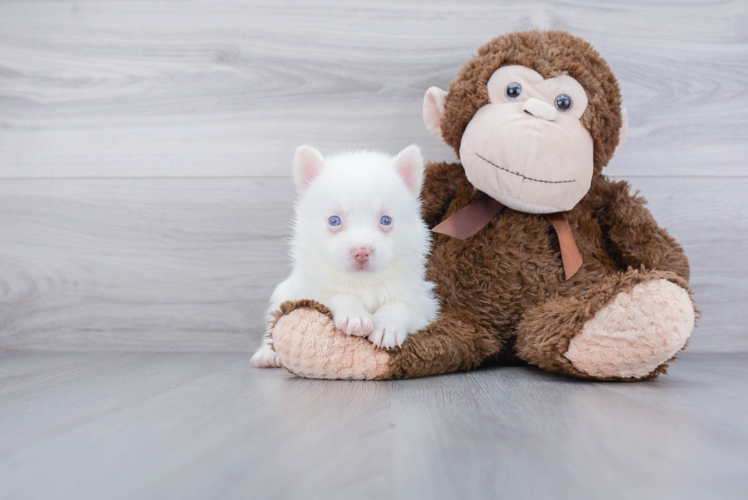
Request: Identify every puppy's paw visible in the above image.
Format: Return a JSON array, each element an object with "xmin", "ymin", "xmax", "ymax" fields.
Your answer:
[
  {"xmin": 368, "ymin": 316, "xmax": 408, "ymax": 349},
  {"xmin": 334, "ymin": 310, "xmax": 375, "ymax": 336},
  {"xmin": 251, "ymin": 345, "xmax": 281, "ymax": 368}
]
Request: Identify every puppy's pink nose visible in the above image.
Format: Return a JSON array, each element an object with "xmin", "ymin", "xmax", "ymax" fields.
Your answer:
[{"xmin": 352, "ymin": 247, "xmax": 372, "ymax": 263}]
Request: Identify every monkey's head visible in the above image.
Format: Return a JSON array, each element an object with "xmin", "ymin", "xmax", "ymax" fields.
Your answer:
[{"xmin": 423, "ymin": 30, "xmax": 628, "ymax": 214}]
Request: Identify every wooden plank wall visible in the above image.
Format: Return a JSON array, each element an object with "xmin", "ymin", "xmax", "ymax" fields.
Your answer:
[{"xmin": 1, "ymin": 0, "xmax": 746, "ymax": 352}]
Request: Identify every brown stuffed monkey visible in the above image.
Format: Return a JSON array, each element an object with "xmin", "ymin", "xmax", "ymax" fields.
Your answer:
[{"xmin": 268, "ymin": 30, "xmax": 696, "ymax": 381}]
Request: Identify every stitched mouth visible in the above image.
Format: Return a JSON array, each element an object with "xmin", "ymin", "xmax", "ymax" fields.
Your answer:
[{"xmin": 476, "ymin": 153, "xmax": 575, "ymax": 184}]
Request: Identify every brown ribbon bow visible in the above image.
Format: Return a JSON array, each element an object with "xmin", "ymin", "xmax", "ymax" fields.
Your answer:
[{"xmin": 432, "ymin": 192, "xmax": 583, "ymax": 280}]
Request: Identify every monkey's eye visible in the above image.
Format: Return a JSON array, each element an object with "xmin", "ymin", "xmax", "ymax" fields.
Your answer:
[
  {"xmin": 506, "ymin": 82, "xmax": 522, "ymax": 100},
  {"xmin": 555, "ymin": 94, "xmax": 572, "ymax": 111},
  {"xmin": 328, "ymin": 216, "xmax": 341, "ymax": 226}
]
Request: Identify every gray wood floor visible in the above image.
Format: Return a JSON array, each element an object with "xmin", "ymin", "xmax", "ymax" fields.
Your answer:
[
  {"xmin": 0, "ymin": 351, "xmax": 746, "ymax": 500},
  {"xmin": 1, "ymin": 0, "xmax": 747, "ymax": 353}
]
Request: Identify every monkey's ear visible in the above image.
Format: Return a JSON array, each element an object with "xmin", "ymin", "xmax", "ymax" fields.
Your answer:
[
  {"xmin": 394, "ymin": 144, "xmax": 424, "ymax": 196},
  {"xmin": 293, "ymin": 145, "xmax": 325, "ymax": 195},
  {"xmin": 423, "ymin": 87, "xmax": 447, "ymax": 140},
  {"xmin": 612, "ymin": 107, "xmax": 629, "ymax": 158}
]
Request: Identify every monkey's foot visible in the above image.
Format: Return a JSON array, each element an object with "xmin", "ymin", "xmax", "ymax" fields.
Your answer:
[
  {"xmin": 271, "ymin": 300, "xmax": 392, "ymax": 380},
  {"xmin": 565, "ymin": 279, "xmax": 694, "ymax": 379}
]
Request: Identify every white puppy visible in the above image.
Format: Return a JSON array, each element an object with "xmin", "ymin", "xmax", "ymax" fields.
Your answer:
[{"xmin": 251, "ymin": 145, "xmax": 440, "ymax": 368}]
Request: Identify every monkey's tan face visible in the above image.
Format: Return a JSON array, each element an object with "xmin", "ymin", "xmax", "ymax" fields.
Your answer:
[
  {"xmin": 423, "ymin": 64, "xmax": 612, "ymax": 214},
  {"xmin": 457, "ymin": 65, "xmax": 594, "ymax": 214}
]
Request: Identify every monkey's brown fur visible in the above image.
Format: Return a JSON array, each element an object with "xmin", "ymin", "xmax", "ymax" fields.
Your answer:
[{"xmin": 271, "ymin": 31, "xmax": 693, "ymax": 381}]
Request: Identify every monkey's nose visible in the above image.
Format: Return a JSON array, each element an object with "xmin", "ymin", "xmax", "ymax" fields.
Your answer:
[{"xmin": 523, "ymin": 98, "xmax": 558, "ymax": 121}]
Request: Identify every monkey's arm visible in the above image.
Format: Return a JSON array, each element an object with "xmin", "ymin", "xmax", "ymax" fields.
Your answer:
[
  {"xmin": 270, "ymin": 301, "xmax": 506, "ymax": 380},
  {"xmin": 420, "ymin": 161, "xmax": 461, "ymax": 228},
  {"xmin": 597, "ymin": 178, "xmax": 690, "ymax": 282}
]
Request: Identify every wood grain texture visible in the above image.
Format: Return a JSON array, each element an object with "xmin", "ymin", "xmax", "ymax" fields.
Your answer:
[
  {"xmin": 0, "ymin": 351, "xmax": 746, "ymax": 500},
  {"xmin": 0, "ymin": 0, "xmax": 746, "ymax": 352},
  {"xmin": 0, "ymin": 0, "xmax": 746, "ymax": 178},
  {"xmin": 0, "ymin": 177, "xmax": 294, "ymax": 351}
]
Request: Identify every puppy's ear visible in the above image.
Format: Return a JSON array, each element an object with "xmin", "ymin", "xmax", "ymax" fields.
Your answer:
[
  {"xmin": 293, "ymin": 145, "xmax": 325, "ymax": 195},
  {"xmin": 423, "ymin": 87, "xmax": 447, "ymax": 140},
  {"xmin": 394, "ymin": 145, "xmax": 424, "ymax": 197}
]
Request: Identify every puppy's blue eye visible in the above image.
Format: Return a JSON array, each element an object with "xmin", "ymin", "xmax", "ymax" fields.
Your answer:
[
  {"xmin": 380, "ymin": 216, "xmax": 392, "ymax": 226},
  {"xmin": 328, "ymin": 216, "xmax": 341, "ymax": 226}
]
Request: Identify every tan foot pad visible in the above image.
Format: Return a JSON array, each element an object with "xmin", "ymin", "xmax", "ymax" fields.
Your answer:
[
  {"xmin": 565, "ymin": 279, "xmax": 694, "ymax": 379},
  {"xmin": 273, "ymin": 307, "xmax": 391, "ymax": 380}
]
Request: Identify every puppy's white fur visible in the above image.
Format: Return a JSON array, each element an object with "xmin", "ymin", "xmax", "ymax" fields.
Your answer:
[{"xmin": 251, "ymin": 145, "xmax": 440, "ymax": 368}]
